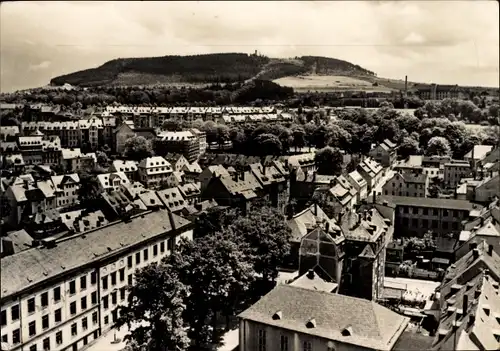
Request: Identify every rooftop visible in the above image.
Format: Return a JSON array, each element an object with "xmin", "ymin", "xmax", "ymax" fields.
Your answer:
[
  {"xmin": 238, "ymin": 284, "xmax": 409, "ymax": 351},
  {"xmin": 378, "ymin": 195, "xmax": 480, "ymax": 211}
]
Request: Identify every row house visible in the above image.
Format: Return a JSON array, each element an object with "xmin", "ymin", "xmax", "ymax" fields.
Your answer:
[
  {"xmin": 78, "ymin": 117, "xmax": 103, "ymax": 150},
  {"xmin": 357, "ymin": 157, "xmax": 384, "ymax": 193},
  {"xmin": 137, "ymin": 156, "xmax": 173, "ymax": 189},
  {"xmin": 347, "ymin": 170, "xmax": 368, "ymax": 202},
  {"xmin": 379, "ymin": 195, "xmax": 480, "ymax": 238},
  {"xmin": 383, "ymin": 171, "xmax": 428, "ymax": 197},
  {"xmin": 286, "ymin": 153, "xmax": 316, "ymax": 173},
  {"xmin": 238, "ymin": 284, "xmax": 409, "ymax": 351},
  {"xmin": 0, "ymin": 211, "xmax": 193, "ymax": 351},
  {"xmin": 394, "ymin": 155, "xmax": 449, "ymax": 180},
  {"xmin": 41, "ymin": 137, "xmax": 62, "ymax": 166},
  {"xmin": 17, "ymin": 133, "xmax": 44, "ymax": 166},
  {"xmin": 369, "ymin": 139, "xmax": 398, "ymax": 167}
]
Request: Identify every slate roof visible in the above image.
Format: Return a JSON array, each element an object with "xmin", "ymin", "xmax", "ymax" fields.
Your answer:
[
  {"xmin": 177, "ymin": 182, "xmax": 201, "ymax": 198},
  {"xmin": 238, "ymin": 284, "xmax": 409, "ymax": 351},
  {"xmin": 0, "ymin": 211, "xmax": 191, "ymax": 299},
  {"xmin": 219, "ymin": 171, "xmax": 262, "ymax": 197},
  {"xmin": 287, "ymin": 204, "xmax": 344, "ymax": 244},
  {"xmin": 4, "ymin": 230, "xmax": 34, "ymax": 254},
  {"xmin": 341, "ymin": 207, "xmax": 389, "ymax": 243},
  {"xmin": 111, "ymin": 160, "xmax": 138, "ymax": 173},
  {"xmin": 289, "ymin": 271, "xmax": 338, "ymax": 293},
  {"xmin": 61, "ymin": 210, "xmax": 108, "ymax": 233},
  {"xmin": 157, "ymin": 187, "xmax": 187, "ymax": 212},
  {"xmin": 138, "ymin": 156, "xmax": 172, "ymax": 175}
]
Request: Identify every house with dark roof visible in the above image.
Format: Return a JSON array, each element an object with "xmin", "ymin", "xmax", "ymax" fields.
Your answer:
[
  {"xmin": 249, "ymin": 161, "xmax": 290, "ymax": 214},
  {"xmin": 201, "ymin": 170, "xmax": 265, "ymax": 213},
  {"xmin": 369, "ymin": 139, "xmax": 398, "ymax": 167},
  {"xmin": 383, "ymin": 171, "xmax": 428, "ymax": 198},
  {"xmin": 357, "ymin": 157, "xmax": 384, "ymax": 192},
  {"xmin": 238, "ymin": 284, "xmax": 410, "ymax": 351},
  {"xmin": 177, "ymin": 182, "xmax": 201, "ymax": 205},
  {"xmin": 347, "ymin": 170, "xmax": 368, "ymax": 202},
  {"xmin": 164, "ymin": 153, "xmax": 190, "ymax": 173},
  {"xmin": 157, "ymin": 187, "xmax": 187, "ymax": 213}
]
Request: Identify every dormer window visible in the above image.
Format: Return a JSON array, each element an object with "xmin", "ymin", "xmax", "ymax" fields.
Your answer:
[
  {"xmin": 341, "ymin": 326, "xmax": 353, "ymax": 336},
  {"xmin": 305, "ymin": 318, "xmax": 316, "ymax": 328},
  {"xmin": 272, "ymin": 310, "xmax": 282, "ymax": 320}
]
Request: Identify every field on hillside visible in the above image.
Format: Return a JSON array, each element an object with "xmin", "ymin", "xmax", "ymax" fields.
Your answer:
[{"xmin": 273, "ymin": 75, "xmax": 395, "ymax": 92}]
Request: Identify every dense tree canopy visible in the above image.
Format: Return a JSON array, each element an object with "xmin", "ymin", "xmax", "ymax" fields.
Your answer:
[
  {"xmin": 315, "ymin": 146, "xmax": 344, "ymax": 175},
  {"xmin": 124, "ymin": 136, "xmax": 153, "ymax": 161}
]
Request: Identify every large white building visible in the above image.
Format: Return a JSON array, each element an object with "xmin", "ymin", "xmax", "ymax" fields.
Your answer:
[
  {"xmin": 138, "ymin": 156, "xmax": 173, "ymax": 189},
  {"xmin": 0, "ymin": 210, "xmax": 193, "ymax": 351}
]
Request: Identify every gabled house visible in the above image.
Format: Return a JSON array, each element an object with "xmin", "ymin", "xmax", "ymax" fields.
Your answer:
[
  {"xmin": 201, "ymin": 171, "xmax": 264, "ymax": 213},
  {"xmin": 97, "ymin": 172, "xmax": 130, "ymax": 192},
  {"xmin": 177, "ymin": 182, "xmax": 201, "ymax": 205},
  {"xmin": 165, "ymin": 153, "xmax": 190, "ymax": 173},
  {"xmin": 357, "ymin": 157, "xmax": 384, "ymax": 193},
  {"xmin": 51, "ymin": 173, "xmax": 80, "ymax": 208},
  {"xmin": 198, "ymin": 165, "xmax": 230, "ymax": 192},
  {"xmin": 181, "ymin": 161, "xmax": 203, "ymax": 183},
  {"xmin": 383, "ymin": 171, "xmax": 428, "ymax": 198},
  {"xmin": 114, "ymin": 121, "xmax": 136, "ymax": 154},
  {"xmin": 347, "ymin": 169, "xmax": 368, "ymax": 202},
  {"xmin": 369, "ymin": 139, "xmax": 398, "ymax": 167},
  {"xmin": 249, "ymin": 161, "xmax": 290, "ymax": 213},
  {"xmin": 157, "ymin": 187, "xmax": 187, "ymax": 213},
  {"xmin": 322, "ymin": 175, "xmax": 358, "ymax": 215},
  {"xmin": 110, "ymin": 160, "xmax": 139, "ymax": 181}
]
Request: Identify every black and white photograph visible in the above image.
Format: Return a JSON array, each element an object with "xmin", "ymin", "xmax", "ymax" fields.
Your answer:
[{"xmin": 0, "ymin": 1, "xmax": 499, "ymax": 351}]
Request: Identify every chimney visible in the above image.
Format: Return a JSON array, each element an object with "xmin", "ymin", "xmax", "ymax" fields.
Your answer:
[
  {"xmin": 307, "ymin": 269, "xmax": 315, "ymax": 279},
  {"xmin": 404, "ymin": 75, "xmax": 408, "ymax": 97},
  {"xmin": 372, "ymin": 191, "xmax": 376, "ymax": 204},
  {"xmin": 468, "ymin": 314, "xmax": 475, "ymax": 327},
  {"xmin": 314, "ymin": 202, "xmax": 318, "ymax": 216},
  {"xmin": 233, "ymin": 173, "xmax": 239, "ymax": 182},
  {"xmin": 262, "ymin": 164, "xmax": 266, "ymax": 175},
  {"xmin": 462, "ymin": 294, "xmax": 468, "ymax": 315},
  {"xmin": 240, "ymin": 172, "xmax": 245, "ymax": 181},
  {"xmin": 325, "ymin": 221, "xmax": 330, "ymax": 233},
  {"xmin": 488, "ymin": 245, "xmax": 493, "ymax": 256},
  {"xmin": 480, "ymin": 217, "xmax": 485, "ymax": 227},
  {"xmin": 337, "ymin": 211, "xmax": 342, "ymax": 224},
  {"xmin": 168, "ymin": 210, "xmax": 176, "ymax": 231},
  {"xmin": 473, "ymin": 248, "xmax": 479, "ymax": 260}
]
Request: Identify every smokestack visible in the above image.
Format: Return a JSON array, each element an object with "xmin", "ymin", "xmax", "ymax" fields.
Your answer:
[
  {"xmin": 462, "ymin": 294, "xmax": 468, "ymax": 315},
  {"xmin": 404, "ymin": 76, "xmax": 408, "ymax": 98}
]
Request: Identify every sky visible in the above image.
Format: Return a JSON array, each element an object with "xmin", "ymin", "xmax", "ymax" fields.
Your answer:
[{"xmin": 1, "ymin": 1, "xmax": 499, "ymax": 92}]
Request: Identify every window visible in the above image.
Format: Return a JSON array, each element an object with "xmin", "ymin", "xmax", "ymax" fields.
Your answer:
[
  {"xmin": 303, "ymin": 341, "xmax": 312, "ymax": 351},
  {"xmin": 443, "ymin": 210, "xmax": 449, "ymax": 217},
  {"xmin": 54, "ymin": 308, "xmax": 61, "ymax": 323},
  {"xmin": 160, "ymin": 242, "xmax": 165, "ymax": 253},
  {"xmin": 127, "ymin": 255, "xmax": 133, "ymax": 268},
  {"xmin": 12, "ymin": 329, "xmax": 20, "ymax": 344},
  {"xmin": 1, "ymin": 310, "xmax": 6, "ymax": 326},
  {"xmin": 111, "ymin": 272, "xmax": 117, "ymax": 286},
  {"xmin": 30, "ymin": 345, "xmax": 37, "ymax": 351},
  {"xmin": 29, "ymin": 321, "xmax": 36, "ymax": 336},
  {"xmin": 443, "ymin": 221, "xmax": 448, "ymax": 230},
  {"xmin": 82, "ymin": 317, "xmax": 88, "ymax": 330},
  {"xmin": 71, "ymin": 323, "xmax": 77, "ymax": 336},
  {"xmin": 69, "ymin": 280, "xmax": 76, "ymax": 295},
  {"xmin": 111, "ymin": 292, "xmax": 117, "ymax": 305},
  {"xmin": 70, "ymin": 301, "xmax": 77, "ymax": 315},
  {"xmin": 452, "ymin": 222, "xmax": 459, "ymax": 230},
  {"xmin": 143, "ymin": 248, "xmax": 149, "ymax": 261},
  {"xmin": 92, "ymin": 311, "xmax": 98, "ymax": 324},
  {"xmin": 135, "ymin": 252, "xmax": 141, "ymax": 265},
  {"xmin": 103, "ymin": 296, "xmax": 109, "ymax": 309},
  {"xmin": 128, "ymin": 274, "xmax": 133, "ymax": 286},
  {"xmin": 403, "ymin": 207, "xmax": 409, "ymax": 214},
  {"xmin": 422, "ymin": 219, "xmax": 428, "ymax": 228},
  {"xmin": 432, "ymin": 220, "xmax": 439, "ymax": 228},
  {"xmin": 92, "ymin": 291, "xmax": 98, "ymax": 305},
  {"xmin": 153, "ymin": 244, "xmax": 158, "ymax": 256},
  {"xmin": 42, "ymin": 315, "xmax": 49, "ymax": 329},
  {"xmin": 41, "ymin": 292, "xmax": 49, "ymax": 307},
  {"xmin": 80, "ymin": 276, "xmax": 87, "ymax": 290},
  {"xmin": 258, "ymin": 329, "xmax": 266, "ymax": 351},
  {"xmin": 119, "ymin": 268, "xmax": 125, "ymax": 282},
  {"xmin": 12, "ymin": 304, "xmax": 20, "ymax": 320},
  {"xmin": 53, "ymin": 287, "xmax": 61, "ymax": 302},
  {"xmin": 104, "ymin": 316, "xmax": 109, "ymax": 325},
  {"xmin": 120, "ymin": 288, "xmax": 126, "ymax": 301},
  {"xmin": 81, "ymin": 296, "xmax": 87, "ymax": 310},
  {"xmin": 433, "ymin": 209, "xmax": 439, "ymax": 216},
  {"xmin": 102, "ymin": 276, "xmax": 108, "ymax": 290},
  {"xmin": 412, "ymin": 218, "xmax": 418, "ymax": 227},
  {"xmin": 43, "ymin": 337, "xmax": 50, "ymax": 351},
  {"xmin": 1, "ymin": 334, "xmax": 7, "ymax": 343},
  {"xmin": 280, "ymin": 335, "xmax": 288, "ymax": 351},
  {"xmin": 91, "ymin": 271, "xmax": 97, "ymax": 285},
  {"xmin": 167, "ymin": 238, "xmax": 173, "ymax": 251},
  {"xmin": 56, "ymin": 331, "xmax": 63, "ymax": 345}
]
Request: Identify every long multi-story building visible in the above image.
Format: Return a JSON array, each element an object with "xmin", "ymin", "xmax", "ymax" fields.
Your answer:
[
  {"xmin": 154, "ymin": 131, "xmax": 200, "ymax": 163},
  {"xmin": 0, "ymin": 210, "xmax": 192, "ymax": 351}
]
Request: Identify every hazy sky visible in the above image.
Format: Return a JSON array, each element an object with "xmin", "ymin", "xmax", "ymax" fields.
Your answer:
[{"xmin": 1, "ymin": 1, "xmax": 499, "ymax": 92}]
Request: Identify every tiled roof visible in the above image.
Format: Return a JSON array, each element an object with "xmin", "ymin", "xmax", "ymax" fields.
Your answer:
[
  {"xmin": 4, "ymin": 230, "xmax": 34, "ymax": 254},
  {"xmin": 219, "ymin": 171, "xmax": 262, "ymax": 196},
  {"xmin": 97, "ymin": 172, "xmax": 130, "ymax": 190},
  {"xmin": 177, "ymin": 182, "xmax": 201, "ymax": 198},
  {"xmin": 378, "ymin": 195, "xmax": 480, "ymax": 211},
  {"xmin": 51, "ymin": 174, "xmax": 80, "ymax": 190},
  {"xmin": 61, "ymin": 210, "xmax": 108, "ymax": 233},
  {"xmin": 0, "ymin": 211, "xmax": 191, "ymax": 299},
  {"xmin": 289, "ymin": 271, "xmax": 338, "ymax": 293},
  {"xmin": 341, "ymin": 207, "xmax": 389, "ymax": 243},
  {"xmin": 465, "ymin": 145, "xmax": 494, "ymax": 161},
  {"xmin": 249, "ymin": 162, "xmax": 287, "ymax": 187},
  {"xmin": 287, "ymin": 204, "xmax": 343, "ymax": 244},
  {"xmin": 238, "ymin": 284, "xmax": 409, "ymax": 351},
  {"xmin": 111, "ymin": 160, "xmax": 138, "ymax": 173},
  {"xmin": 138, "ymin": 191, "xmax": 163, "ymax": 209},
  {"xmin": 347, "ymin": 170, "xmax": 367, "ymax": 187},
  {"xmin": 400, "ymin": 172, "xmax": 427, "ymax": 184},
  {"xmin": 138, "ymin": 156, "xmax": 172, "ymax": 174}
]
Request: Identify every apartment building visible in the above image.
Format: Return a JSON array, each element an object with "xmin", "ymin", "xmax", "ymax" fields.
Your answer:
[
  {"xmin": 379, "ymin": 195, "xmax": 480, "ymax": 237},
  {"xmin": 383, "ymin": 171, "xmax": 428, "ymax": 197},
  {"xmin": 0, "ymin": 211, "xmax": 193, "ymax": 351},
  {"xmin": 249, "ymin": 161, "xmax": 290, "ymax": 213},
  {"xmin": 154, "ymin": 131, "xmax": 200, "ymax": 163},
  {"xmin": 79, "ymin": 117, "xmax": 103, "ymax": 150},
  {"xmin": 443, "ymin": 161, "xmax": 472, "ymax": 188},
  {"xmin": 137, "ymin": 156, "xmax": 173, "ymax": 189},
  {"xmin": 238, "ymin": 284, "xmax": 409, "ymax": 351},
  {"xmin": 18, "ymin": 134, "xmax": 44, "ymax": 166},
  {"xmin": 323, "ymin": 175, "xmax": 358, "ymax": 215}
]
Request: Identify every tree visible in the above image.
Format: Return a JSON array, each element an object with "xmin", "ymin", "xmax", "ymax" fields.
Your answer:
[
  {"xmin": 228, "ymin": 206, "xmax": 292, "ymax": 283},
  {"xmin": 115, "ymin": 263, "xmax": 190, "ymax": 351},
  {"xmin": 253, "ymin": 133, "xmax": 282, "ymax": 156},
  {"xmin": 425, "ymin": 136, "xmax": 451, "ymax": 157},
  {"xmin": 169, "ymin": 235, "xmax": 255, "ymax": 348},
  {"xmin": 291, "ymin": 126, "xmax": 306, "ymax": 151},
  {"xmin": 398, "ymin": 137, "xmax": 420, "ymax": 159},
  {"xmin": 124, "ymin": 136, "xmax": 153, "ymax": 161},
  {"xmin": 96, "ymin": 150, "xmax": 110, "ymax": 167},
  {"xmin": 162, "ymin": 119, "xmax": 183, "ymax": 131},
  {"xmin": 77, "ymin": 170, "xmax": 100, "ymax": 206},
  {"xmin": 314, "ymin": 146, "xmax": 343, "ymax": 175}
]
